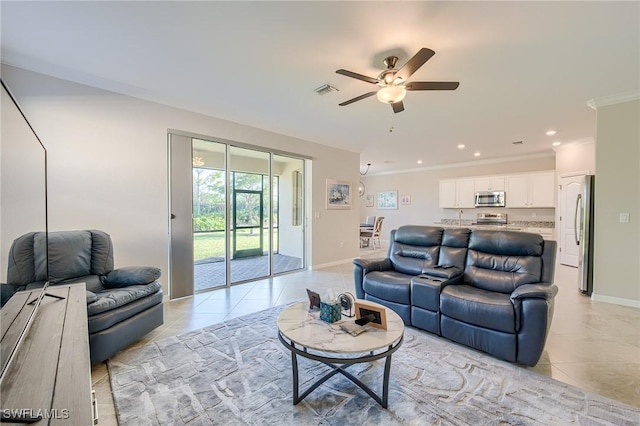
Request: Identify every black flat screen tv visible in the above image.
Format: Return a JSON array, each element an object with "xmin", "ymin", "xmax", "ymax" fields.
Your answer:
[{"xmin": 0, "ymin": 78, "xmax": 50, "ymax": 383}]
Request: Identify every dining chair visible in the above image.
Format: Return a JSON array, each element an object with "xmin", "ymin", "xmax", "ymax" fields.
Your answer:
[{"xmin": 360, "ymin": 216, "xmax": 384, "ymax": 249}]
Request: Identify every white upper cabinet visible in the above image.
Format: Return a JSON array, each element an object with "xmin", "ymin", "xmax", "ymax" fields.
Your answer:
[
  {"xmin": 475, "ymin": 176, "xmax": 505, "ymax": 192},
  {"xmin": 439, "ymin": 180, "xmax": 457, "ymax": 208},
  {"xmin": 505, "ymin": 175, "xmax": 529, "ymax": 207},
  {"xmin": 439, "ymin": 178, "xmax": 476, "ymax": 208},
  {"xmin": 457, "ymin": 178, "xmax": 476, "ymax": 208},
  {"xmin": 529, "ymin": 172, "xmax": 556, "ymax": 207},
  {"xmin": 506, "ymin": 172, "xmax": 555, "ymax": 208}
]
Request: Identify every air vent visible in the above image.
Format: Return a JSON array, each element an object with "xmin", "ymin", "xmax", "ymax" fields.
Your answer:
[
  {"xmin": 314, "ymin": 84, "xmax": 339, "ymax": 95},
  {"xmin": 512, "ymin": 140, "xmax": 524, "ymax": 145}
]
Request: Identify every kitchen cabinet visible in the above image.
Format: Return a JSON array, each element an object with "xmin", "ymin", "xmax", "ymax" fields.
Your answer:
[
  {"xmin": 526, "ymin": 227, "xmax": 554, "ymax": 239},
  {"xmin": 475, "ymin": 176, "xmax": 505, "ymax": 192},
  {"xmin": 439, "ymin": 178, "xmax": 476, "ymax": 208},
  {"xmin": 505, "ymin": 172, "xmax": 555, "ymax": 208}
]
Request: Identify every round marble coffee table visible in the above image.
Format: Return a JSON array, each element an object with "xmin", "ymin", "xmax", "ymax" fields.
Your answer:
[{"xmin": 277, "ymin": 301, "xmax": 404, "ymax": 408}]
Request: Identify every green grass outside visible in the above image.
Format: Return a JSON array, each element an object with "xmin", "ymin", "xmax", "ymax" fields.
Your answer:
[{"xmin": 194, "ymin": 229, "xmax": 279, "ymax": 261}]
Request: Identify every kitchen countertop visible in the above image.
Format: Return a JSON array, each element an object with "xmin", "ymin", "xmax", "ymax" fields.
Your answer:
[
  {"xmin": 434, "ymin": 223, "xmax": 525, "ymax": 231},
  {"xmin": 433, "ymin": 221, "xmax": 554, "ymax": 232}
]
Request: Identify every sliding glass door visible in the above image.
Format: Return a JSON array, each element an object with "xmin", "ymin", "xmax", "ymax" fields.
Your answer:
[
  {"xmin": 169, "ymin": 132, "xmax": 306, "ymax": 298},
  {"xmin": 191, "ymin": 139, "xmax": 227, "ymax": 291},
  {"xmin": 228, "ymin": 146, "xmax": 270, "ymax": 283},
  {"xmin": 272, "ymin": 154, "xmax": 304, "ymax": 274}
]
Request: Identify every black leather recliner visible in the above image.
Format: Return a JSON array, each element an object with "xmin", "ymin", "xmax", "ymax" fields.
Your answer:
[
  {"xmin": 5, "ymin": 230, "xmax": 164, "ymax": 363},
  {"xmin": 354, "ymin": 225, "xmax": 557, "ymax": 366},
  {"xmin": 439, "ymin": 230, "xmax": 557, "ymax": 366}
]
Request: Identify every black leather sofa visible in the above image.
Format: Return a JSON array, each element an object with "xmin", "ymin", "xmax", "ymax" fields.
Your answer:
[
  {"xmin": 4, "ymin": 230, "xmax": 164, "ymax": 364},
  {"xmin": 353, "ymin": 225, "xmax": 557, "ymax": 366}
]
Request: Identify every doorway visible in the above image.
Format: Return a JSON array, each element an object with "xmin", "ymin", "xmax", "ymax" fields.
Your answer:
[
  {"xmin": 232, "ymin": 188, "xmax": 264, "ymax": 259},
  {"xmin": 168, "ymin": 131, "xmax": 307, "ymax": 299},
  {"xmin": 559, "ymin": 173, "xmax": 586, "ymax": 267}
]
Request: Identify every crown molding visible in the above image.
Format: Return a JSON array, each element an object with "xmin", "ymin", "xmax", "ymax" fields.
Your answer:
[
  {"xmin": 370, "ymin": 152, "xmax": 555, "ymax": 176},
  {"xmin": 552, "ymin": 137, "xmax": 594, "ymax": 151},
  {"xmin": 587, "ymin": 90, "xmax": 640, "ymax": 110}
]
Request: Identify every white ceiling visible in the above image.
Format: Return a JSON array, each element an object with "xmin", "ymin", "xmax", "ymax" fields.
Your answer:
[{"xmin": 2, "ymin": 1, "xmax": 639, "ymax": 174}]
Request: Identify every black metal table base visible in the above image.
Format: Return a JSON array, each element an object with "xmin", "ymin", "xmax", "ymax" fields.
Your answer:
[{"xmin": 278, "ymin": 332, "xmax": 403, "ymax": 409}]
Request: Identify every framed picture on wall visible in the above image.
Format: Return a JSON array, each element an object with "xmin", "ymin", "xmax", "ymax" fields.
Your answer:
[
  {"xmin": 326, "ymin": 179, "xmax": 352, "ymax": 210},
  {"xmin": 377, "ymin": 190, "xmax": 398, "ymax": 209},
  {"xmin": 365, "ymin": 194, "xmax": 374, "ymax": 207}
]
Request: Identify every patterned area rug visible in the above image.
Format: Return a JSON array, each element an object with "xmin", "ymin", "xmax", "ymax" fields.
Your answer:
[{"xmin": 108, "ymin": 305, "xmax": 640, "ymax": 425}]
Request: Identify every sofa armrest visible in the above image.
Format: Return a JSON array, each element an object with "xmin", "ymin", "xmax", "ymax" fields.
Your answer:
[
  {"xmin": 352, "ymin": 258, "xmax": 392, "ymax": 299},
  {"xmin": 510, "ymin": 283, "xmax": 558, "ymax": 339},
  {"xmin": 510, "ymin": 283, "xmax": 558, "ymax": 302},
  {"xmin": 353, "ymin": 258, "xmax": 392, "ymax": 272},
  {"xmin": 102, "ymin": 266, "xmax": 161, "ymax": 289},
  {"xmin": 421, "ymin": 265, "xmax": 463, "ymax": 280}
]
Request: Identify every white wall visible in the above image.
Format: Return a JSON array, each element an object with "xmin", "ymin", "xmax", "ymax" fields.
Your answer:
[
  {"xmin": 359, "ymin": 155, "xmax": 556, "ymax": 239},
  {"xmin": 1, "ymin": 65, "xmax": 361, "ymax": 291},
  {"xmin": 555, "ymin": 139, "xmax": 595, "ymax": 176},
  {"xmin": 593, "ymin": 99, "xmax": 639, "ymax": 307}
]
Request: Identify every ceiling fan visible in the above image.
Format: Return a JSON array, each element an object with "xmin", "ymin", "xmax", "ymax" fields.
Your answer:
[{"xmin": 335, "ymin": 48, "xmax": 459, "ymax": 113}]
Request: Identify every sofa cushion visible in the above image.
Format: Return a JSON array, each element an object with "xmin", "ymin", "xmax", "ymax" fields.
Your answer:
[
  {"xmin": 440, "ymin": 285, "xmax": 516, "ymax": 333},
  {"xmin": 388, "ymin": 226, "xmax": 444, "ymax": 275},
  {"xmin": 103, "ymin": 266, "xmax": 161, "ymax": 288},
  {"xmin": 45, "ymin": 231, "xmax": 93, "ymax": 283},
  {"xmin": 88, "ymin": 281, "xmax": 162, "ymax": 316},
  {"xmin": 394, "ymin": 226, "xmax": 444, "ymax": 247},
  {"xmin": 363, "ymin": 271, "xmax": 412, "ymax": 304},
  {"xmin": 442, "ymin": 228, "xmax": 471, "ymax": 248},
  {"xmin": 7, "ymin": 232, "xmax": 40, "ymax": 285},
  {"xmin": 57, "ymin": 275, "xmax": 105, "ymax": 293},
  {"xmin": 88, "ymin": 288, "xmax": 163, "ymax": 334},
  {"xmin": 86, "ymin": 291, "xmax": 98, "ymax": 305},
  {"xmin": 465, "ymin": 251, "xmax": 542, "ymax": 293},
  {"xmin": 89, "ymin": 230, "xmax": 114, "ymax": 276},
  {"xmin": 390, "ymin": 244, "xmax": 440, "ymax": 275},
  {"xmin": 468, "ymin": 230, "xmax": 544, "ymax": 256}
]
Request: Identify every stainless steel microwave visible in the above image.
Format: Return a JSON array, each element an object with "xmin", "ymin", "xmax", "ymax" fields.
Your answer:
[{"xmin": 475, "ymin": 191, "xmax": 505, "ymax": 207}]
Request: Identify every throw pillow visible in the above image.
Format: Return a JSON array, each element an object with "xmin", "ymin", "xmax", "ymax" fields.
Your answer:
[{"xmin": 103, "ymin": 266, "xmax": 161, "ymax": 288}]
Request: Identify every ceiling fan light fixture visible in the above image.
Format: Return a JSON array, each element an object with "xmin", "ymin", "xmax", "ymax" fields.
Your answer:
[{"xmin": 377, "ymin": 85, "xmax": 407, "ymax": 104}]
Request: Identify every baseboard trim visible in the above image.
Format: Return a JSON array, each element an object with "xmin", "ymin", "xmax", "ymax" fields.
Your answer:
[
  {"xmin": 591, "ymin": 293, "xmax": 640, "ymax": 309},
  {"xmin": 311, "ymin": 257, "xmax": 353, "ymax": 270}
]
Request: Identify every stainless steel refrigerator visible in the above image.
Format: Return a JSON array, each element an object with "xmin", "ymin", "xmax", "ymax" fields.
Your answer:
[{"xmin": 576, "ymin": 175, "xmax": 595, "ymax": 295}]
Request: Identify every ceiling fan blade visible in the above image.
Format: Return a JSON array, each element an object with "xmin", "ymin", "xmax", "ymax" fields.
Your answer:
[
  {"xmin": 406, "ymin": 81, "xmax": 460, "ymax": 91},
  {"xmin": 395, "ymin": 48, "xmax": 435, "ymax": 82},
  {"xmin": 391, "ymin": 101, "xmax": 405, "ymax": 113},
  {"xmin": 336, "ymin": 69, "xmax": 379, "ymax": 85},
  {"xmin": 338, "ymin": 91, "xmax": 377, "ymax": 106}
]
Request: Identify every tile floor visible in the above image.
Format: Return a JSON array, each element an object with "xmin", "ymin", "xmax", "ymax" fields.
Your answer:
[{"xmin": 91, "ymin": 246, "xmax": 640, "ymax": 425}]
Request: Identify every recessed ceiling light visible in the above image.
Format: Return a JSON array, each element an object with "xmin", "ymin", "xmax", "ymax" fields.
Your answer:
[
  {"xmin": 552, "ymin": 141, "xmax": 561, "ymax": 147},
  {"xmin": 474, "ymin": 152, "xmax": 481, "ymax": 157},
  {"xmin": 457, "ymin": 144, "xmax": 465, "ymax": 149},
  {"xmin": 417, "ymin": 160, "xmax": 423, "ymax": 164},
  {"xmin": 546, "ymin": 130, "xmax": 557, "ymax": 136}
]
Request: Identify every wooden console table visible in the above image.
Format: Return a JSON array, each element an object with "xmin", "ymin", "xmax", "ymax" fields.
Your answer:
[{"xmin": 1, "ymin": 283, "xmax": 95, "ymax": 424}]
